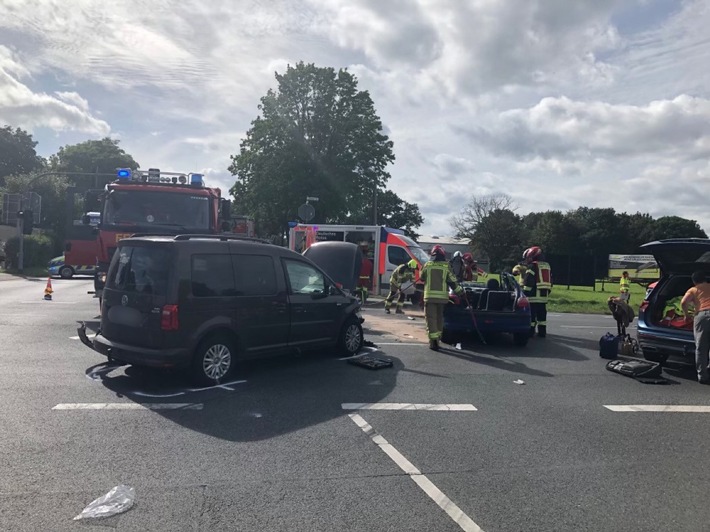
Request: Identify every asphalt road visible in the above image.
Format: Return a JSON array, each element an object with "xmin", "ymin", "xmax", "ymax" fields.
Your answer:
[{"xmin": 1, "ymin": 275, "xmax": 709, "ymax": 531}]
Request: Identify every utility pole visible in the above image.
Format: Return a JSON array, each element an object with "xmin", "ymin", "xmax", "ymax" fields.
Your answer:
[{"xmin": 372, "ymin": 188, "xmax": 378, "ymax": 225}]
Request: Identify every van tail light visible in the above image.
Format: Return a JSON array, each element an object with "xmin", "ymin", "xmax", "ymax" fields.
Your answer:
[
  {"xmin": 639, "ymin": 300, "xmax": 649, "ymax": 314},
  {"xmin": 161, "ymin": 304, "xmax": 179, "ymax": 331},
  {"xmin": 516, "ymin": 296, "xmax": 529, "ymax": 310}
]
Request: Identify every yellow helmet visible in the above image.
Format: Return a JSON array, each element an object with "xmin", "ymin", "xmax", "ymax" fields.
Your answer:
[{"xmin": 407, "ymin": 259, "xmax": 418, "ymax": 270}]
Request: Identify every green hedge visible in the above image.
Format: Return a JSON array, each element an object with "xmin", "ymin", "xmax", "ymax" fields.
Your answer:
[{"xmin": 3, "ymin": 234, "xmax": 55, "ymax": 269}]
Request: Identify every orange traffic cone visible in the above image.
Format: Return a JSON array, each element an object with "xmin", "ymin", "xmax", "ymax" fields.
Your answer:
[{"xmin": 44, "ymin": 277, "xmax": 53, "ymax": 301}]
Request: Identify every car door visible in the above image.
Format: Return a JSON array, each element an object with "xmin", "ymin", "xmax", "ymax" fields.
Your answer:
[
  {"xmin": 231, "ymin": 252, "xmax": 290, "ymax": 355},
  {"xmin": 283, "ymin": 258, "xmax": 343, "ymax": 348}
]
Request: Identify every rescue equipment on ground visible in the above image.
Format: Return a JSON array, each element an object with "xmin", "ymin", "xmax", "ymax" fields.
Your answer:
[{"xmin": 347, "ymin": 355, "xmax": 393, "ymax": 370}]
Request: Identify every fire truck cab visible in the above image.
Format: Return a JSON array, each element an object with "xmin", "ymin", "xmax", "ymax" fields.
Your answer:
[
  {"xmin": 90, "ymin": 168, "xmax": 230, "ymax": 300},
  {"xmin": 288, "ymin": 223, "xmax": 429, "ymax": 298}
]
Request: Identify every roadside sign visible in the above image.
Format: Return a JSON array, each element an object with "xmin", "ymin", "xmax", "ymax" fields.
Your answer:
[
  {"xmin": 2, "ymin": 193, "xmax": 21, "ymax": 226},
  {"xmin": 298, "ymin": 203, "xmax": 315, "ymax": 222},
  {"xmin": 608, "ymin": 254, "xmax": 659, "ymax": 280}
]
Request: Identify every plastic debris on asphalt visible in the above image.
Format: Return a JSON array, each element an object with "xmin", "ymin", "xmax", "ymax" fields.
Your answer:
[
  {"xmin": 513, "ymin": 379, "xmax": 525, "ymax": 385},
  {"xmin": 74, "ymin": 485, "xmax": 135, "ymax": 520},
  {"xmin": 407, "ymin": 316, "xmax": 415, "ymax": 321},
  {"xmin": 455, "ymin": 343, "xmax": 462, "ymax": 350}
]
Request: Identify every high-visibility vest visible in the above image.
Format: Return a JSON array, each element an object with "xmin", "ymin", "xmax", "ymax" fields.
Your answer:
[
  {"xmin": 536, "ymin": 261, "xmax": 552, "ymax": 291},
  {"xmin": 620, "ymin": 276, "xmax": 630, "ymax": 293},
  {"xmin": 390, "ymin": 263, "xmax": 414, "ymax": 287},
  {"xmin": 421, "ymin": 261, "xmax": 460, "ymax": 302},
  {"xmin": 524, "ymin": 261, "xmax": 552, "ymax": 303}
]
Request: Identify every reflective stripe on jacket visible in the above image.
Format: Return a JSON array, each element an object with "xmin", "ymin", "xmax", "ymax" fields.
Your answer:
[
  {"xmin": 523, "ymin": 261, "xmax": 552, "ymax": 303},
  {"xmin": 390, "ymin": 263, "xmax": 414, "ymax": 288},
  {"xmin": 420, "ymin": 260, "xmax": 460, "ymax": 303},
  {"xmin": 619, "ymin": 277, "xmax": 630, "ymax": 293}
]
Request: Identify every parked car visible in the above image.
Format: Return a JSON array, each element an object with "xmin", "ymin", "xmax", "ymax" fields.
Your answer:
[
  {"xmin": 637, "ymin": 238, "xmax": 710, "ymax": 365},
  {"xmin": 78, "ymin": 234, "xmax": 364, "ymax": 384},
  {"xmin": 48, "ymin": 255, "xmax": 97, "ymax": 279},
  {"xmin": 442, "ymin": 273, "xmax": 532, "ymax": 346}
]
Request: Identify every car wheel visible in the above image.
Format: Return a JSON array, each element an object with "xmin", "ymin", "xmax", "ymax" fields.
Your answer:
[
  {"xmin": 192, "ymin": 334, "xmax": 236, "ymax": 385},
  {"xmin": 338, "ymin": 316, "xmax": 364, "ymax": 356},
  {"xmin": 513, "ymin": 332, "xmax": 529, "ymax": 347},
  {"xmin": 59, "ymin": 266, "xmax": 74, "ymax": 279}
]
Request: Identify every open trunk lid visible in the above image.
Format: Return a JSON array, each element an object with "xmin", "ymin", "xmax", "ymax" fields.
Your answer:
[{"xmin": 640, "ymin": 238, "xmax": 710, "ymax": 275}]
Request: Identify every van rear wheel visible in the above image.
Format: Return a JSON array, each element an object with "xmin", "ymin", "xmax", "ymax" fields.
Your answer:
[
  {"xmin": 59, "ymin": 266, "xmax": 74, "ymax": 279},
  {"xmin": 192, "ymin": 334, "xmax": 235, "ymax": 386}
]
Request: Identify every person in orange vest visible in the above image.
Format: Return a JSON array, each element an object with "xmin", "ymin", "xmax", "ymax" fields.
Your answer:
[
  {"xmin": 619, "ymin": 271, "xmax": 630, "ymax": 302},
  {"xmin": 522, "ymin": 246, "xmax": 552, "ymax": 338}
]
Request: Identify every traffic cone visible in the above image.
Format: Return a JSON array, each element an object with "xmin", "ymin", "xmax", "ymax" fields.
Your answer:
[{"xmin": 44, "ymin": 277, "xmax": 53, "ymax": 301}]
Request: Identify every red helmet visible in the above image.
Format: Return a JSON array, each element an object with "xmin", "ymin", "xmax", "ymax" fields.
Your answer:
[
  {"xmin": 523, "ymin": 246, "xmax": 542, "ymax": 262},
  {"xmin": 462, "ymin": 252, "xmax": 474, "ymax": 263},
  {"xmin": 430, "ymin": 245, "xmax": 446, "ymax": 258}
]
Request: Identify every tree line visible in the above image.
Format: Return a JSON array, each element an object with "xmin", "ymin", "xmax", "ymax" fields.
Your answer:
[{"xmin": 451, "ymin": 193, "xmax": 707, "ymax": 273}]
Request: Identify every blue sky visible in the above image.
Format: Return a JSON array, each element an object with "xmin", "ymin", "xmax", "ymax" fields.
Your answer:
[{"xmin": 1, "ymin": 0, "xmax": 709, "ymax": 237}]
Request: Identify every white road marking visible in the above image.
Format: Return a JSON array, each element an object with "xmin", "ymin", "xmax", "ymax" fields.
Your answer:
[
  {"xmin": 21, "ymin": 301, "xmax": 77, "ymax": 304},
  {"xmin": 349, "ymin": 413, "xmax": 483, "ymax": 532},
  {"xmin": 559, "ymin": 325, "xmax": 635, "ymax": 329},
  {"xmin": 372, "ymin": 342, "xmax": 422, "ymax": 346},
  {"xmin": 605, "ymin": 405, "xmax": 710, "ymax": 413},
  {"xmin": 342, "ymin": 403, "xmax": 477, "ymax": 411},
  {"xmin": 52, "ymin": 403, "xmax": 203, "ymax": 410}
]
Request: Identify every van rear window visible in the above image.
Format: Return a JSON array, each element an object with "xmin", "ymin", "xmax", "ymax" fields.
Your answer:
[{"xmin": 108, "ymin": 245, "xmax": 171, "ymax": 296}]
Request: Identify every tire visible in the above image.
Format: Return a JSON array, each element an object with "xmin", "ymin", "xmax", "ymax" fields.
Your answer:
[
  {"xmin": 513, "ymin": 333, "xmax": 529, "ymax": 347},
  {"xmin": 191, "ymin": 334, "xmax": 236, "ymax": 386},
  {"xmin": 338, "ymin": 316, "xmax": 364, "ymax": 356},
  {"xmin": 59, "ymin": 266, "xmax": 74, "ymax": 279}
]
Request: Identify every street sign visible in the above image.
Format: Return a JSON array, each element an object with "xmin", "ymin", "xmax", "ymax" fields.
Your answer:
[
  {"xmin": 24, "ymin": 192, "xmax": 41, "ymax": 224},
  {"xmin": 298, "ymin": 203, "xmax": 315, "ymax": 222},
  {"xmin": 1, "ymin": 193, "xmax": 21, "ymax": 226}
]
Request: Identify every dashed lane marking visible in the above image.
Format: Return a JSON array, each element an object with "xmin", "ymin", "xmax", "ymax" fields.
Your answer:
[
  {"xmin": 343, "ymin": 403, "xmax": 477, "ymax": 411},
  {"xmin": 605, "ymin": 405, "xmax": 710, "ymax": 413},
  {"xmin": 349, "ymin": 413, "xmax": 483, "ymax": 532},
  {"xmin": 52, "ymin": 403, "xmax": 203, "ymax": 410}
]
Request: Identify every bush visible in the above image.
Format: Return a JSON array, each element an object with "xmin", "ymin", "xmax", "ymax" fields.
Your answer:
[{"xmin": 3, "ymin": 234, "xmax": 55, "ymax": 269}]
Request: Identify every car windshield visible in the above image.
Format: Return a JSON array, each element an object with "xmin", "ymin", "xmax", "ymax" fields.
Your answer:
[
  {"xmin": 408, "ymin": 246, "xmax": 429, "ymax": 264},
  {"xmin": 103, "ymin": 190, "xmax": 210, "ymax": 230}
]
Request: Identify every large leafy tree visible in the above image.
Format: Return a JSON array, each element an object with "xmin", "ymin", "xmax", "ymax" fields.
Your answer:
[
  {"xmin": 450, "ymin": 193, "xmax": 516, "ymax": 242},
  {"xmin": 48, "ymin": 137, "xmax": 139, "ymax": 190},
  {"xmin": 473, "ymin": 209, "xmax": 525, "ymax": 271},
  {"xmin": 229, "ymin": 62, "xmax": 419, "ymax": 238},
  {"xmin": 652, "ymin": 215, "xmax": 707, "ymax": 240},
  {"xmin": 0, "ymin": 126, "xmax": 43, "ymax": 185}
]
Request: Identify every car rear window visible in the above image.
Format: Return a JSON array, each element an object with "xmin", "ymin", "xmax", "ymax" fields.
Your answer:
[{"xmin": 108, "ymin": 245, "xmax": 172, "ymax": 295}]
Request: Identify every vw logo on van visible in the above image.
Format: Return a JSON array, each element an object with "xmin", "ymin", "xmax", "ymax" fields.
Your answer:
[{"xmin": 121, "ymin": 295, "xmax": 128, "ymax": 306}]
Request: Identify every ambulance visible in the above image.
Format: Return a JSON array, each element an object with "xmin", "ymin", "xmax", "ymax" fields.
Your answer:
[{"xmin": 288, "ymin": 224, "xmax": 429, "ymax": 299}]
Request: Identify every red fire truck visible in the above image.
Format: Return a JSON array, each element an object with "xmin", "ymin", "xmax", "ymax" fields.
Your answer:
[{"xmin": 82, "ymin": 168, "xmax": 232, "ymax": 303}]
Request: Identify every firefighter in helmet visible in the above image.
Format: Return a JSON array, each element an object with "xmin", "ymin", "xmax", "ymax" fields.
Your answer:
[
  {"xmin": 385, "ymin": 259, "xmax": 418, "ymax": 314},
  {"xmin": 462, "ymin": 252, "xmax": 478, "ymax": 282},
  {"xmin": 420, "ymin": 244, "xmax": 463, "ymax": 350},
  {"xmin": 512, "ymin": 264, "xmax": 527, "ymax": 286},
  {"xmin": 522, "ymin": 246, "xmax": 552, "ymax": 338}
]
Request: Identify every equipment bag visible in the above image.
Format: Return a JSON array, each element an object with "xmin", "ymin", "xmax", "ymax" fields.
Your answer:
[
  {"xmin": 606, "ymin": 358, "xmax": 667, "ymax": 384},
  {"xmin": 599, "ymin": 332, "xmax": 621, "ymax": 359}
]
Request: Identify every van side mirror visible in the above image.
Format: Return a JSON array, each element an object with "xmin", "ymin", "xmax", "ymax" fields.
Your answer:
[{"xmin": 329, "ymin": 285, "xmax": 341, "ymax": 296}]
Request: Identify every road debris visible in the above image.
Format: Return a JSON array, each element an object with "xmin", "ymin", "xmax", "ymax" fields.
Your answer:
[
  {"xmin": 455, "ymin": 343, "xmax": 462, "ymax": 350},
  {"xmin": 348, "ymin": 355, "xmax": 393, "ymax": 370},
  {"xmin": 513, "ymin": 379, "xmax": 525, "ymax": 385},
  {"xmin": 74, "ymin": 485, "xmax": 135, "ymax": 520},
  {"xmin": 407, "ymin": 316, "xmax": 415, "ymax": 321}
]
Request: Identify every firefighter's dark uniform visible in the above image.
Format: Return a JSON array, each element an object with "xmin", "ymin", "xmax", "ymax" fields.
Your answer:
[
  {"xmin": 420, "ymin": 259, "xmax": 462, "ymax": 349},
  {"xmin": 385, "ymin": 262, "xmax": 416, "ymax": 313},
  {"xmin": 523, "ymin": 260, "xmax": 552, "ymax": 337}
]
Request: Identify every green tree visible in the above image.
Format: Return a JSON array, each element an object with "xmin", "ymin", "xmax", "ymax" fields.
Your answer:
[
  {"xmin": 49, "ymin": 137, "xmax": 139, "ymax": 190},
  {"xmin": 3, "ymin": 173, "xmax": 70, "ymax": 255},
  {"xmin": 229, "ymin": 62, "xmax": 407, "ymax": 239},
  {"xmin": 0, "ymin": 126, "xmax": 43, "ymax": 185},
  {"xmin": 450, "ymin": 193, "xmax": 516, "ymax": 241},
  {"xmin": 344, "ymin": 189, "xmax": 423, "ymax": 238},
  {"xmin": 526, "ymin": 210, "xmax": 579, "ymax": 256},
  {"xmin": 473, "ymin": 209, "xmax": 525, "ymax": 271},
  {"xmin": 652, "ymin": 216, "xmax": 707, "ymax": 240}
]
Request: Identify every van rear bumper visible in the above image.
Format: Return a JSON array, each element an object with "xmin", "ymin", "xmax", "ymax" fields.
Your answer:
[{"xmin": 78, "ymin": 323, "xmax": 192, "ymax": 369}]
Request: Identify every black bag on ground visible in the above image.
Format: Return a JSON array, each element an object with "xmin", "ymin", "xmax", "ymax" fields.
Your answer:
[
  {"xmin": 599, "ymin": 332, "xmax": 620, "ymax": 359},
  {"xmin": 606, "ymin": 358, "xmax": 667, "ymax": 384}
]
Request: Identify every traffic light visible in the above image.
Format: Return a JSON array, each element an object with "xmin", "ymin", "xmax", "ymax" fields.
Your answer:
[{"xmin": 18, "ymin": 210, "xmax": 33, "ymax": 234}]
